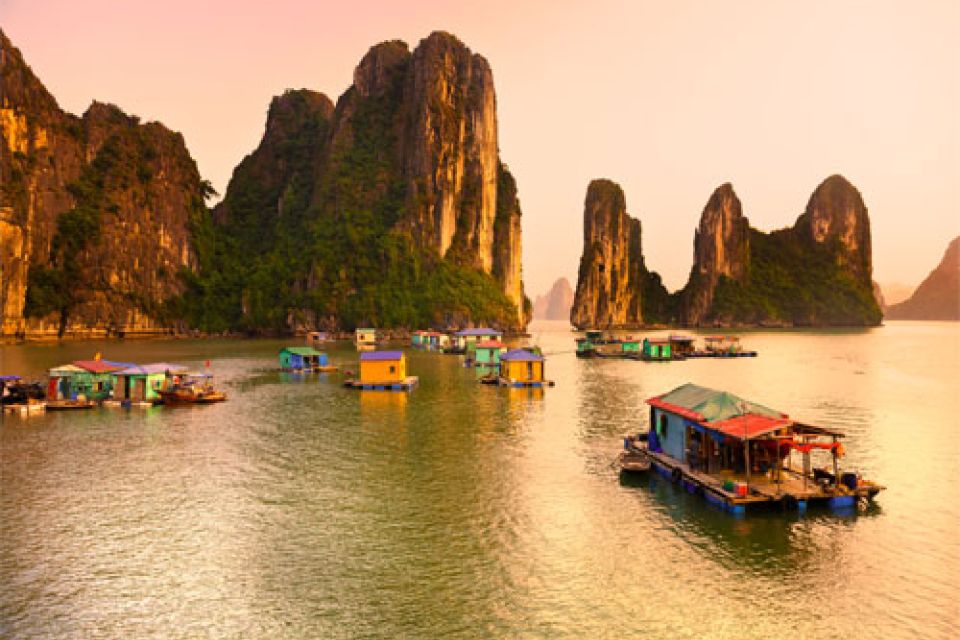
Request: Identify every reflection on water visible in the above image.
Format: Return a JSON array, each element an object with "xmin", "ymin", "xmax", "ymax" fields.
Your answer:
[{"xmin": 1, "ymin": 323, "xmax": 958, "ymax": 639}]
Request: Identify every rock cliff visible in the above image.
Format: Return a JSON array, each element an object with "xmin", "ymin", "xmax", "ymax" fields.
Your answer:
[
  {"xmin": 570, "ymin": 174, "xmax": 881, "ymax": 328},
  {"xmin": 570, "ymin": 180, "xmax": 669, "ymax": 329},
  {"xmin": 696, "ymin": 174, "xmax": 881, "ymax": 326},
  {"xmin": 205, "ymin": 31, "xmax": 527, "ymax": 331},
  {"xmin": 533, "ymin": 277, "xmax": 574, "ymax": 321},
  {"xmin": 680, "ymin": 183, "xmax": 750, "ymax": 325},
  {"xmin": 1, "ymin": 29, "xmax": 209, "ymax": 339},
  {"xmin": 886, "ymin": 236, "xmax": 959, "ymax": 320}
]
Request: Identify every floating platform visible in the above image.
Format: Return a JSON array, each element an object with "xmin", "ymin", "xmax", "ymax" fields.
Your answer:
[
  {"xmin": 2, "ymin": 401, "xmax": 46, "ymax": 415},
  {"xmin": 344, "ymin": 376, "xmax": 419, "ymax": 391},
  {"xmin": 496, "ymin": 378, "xmax": 555, "ymax": 388},
  {"xmin": 281, "ymin": 365, "xmax": 339, "ymax": 373},
  {"xmin": 628, "ymin": 448, "xmax": 883, "ymax": 515},
  {"xmin": 46, "ymin": 399, "xmax": 96, "ymax": 411},
  {"xmin": 685, "ymin": 351, "xmax": 758, "ymax": 358}
]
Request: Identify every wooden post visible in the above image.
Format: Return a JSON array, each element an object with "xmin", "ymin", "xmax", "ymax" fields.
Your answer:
[
  {"xmin": 832, "ymin": 435, "xmax": 840, "ymax": 487},
  {"xmin": 744, "ymin": 439, "xmax": 751, "ymax": 488}
]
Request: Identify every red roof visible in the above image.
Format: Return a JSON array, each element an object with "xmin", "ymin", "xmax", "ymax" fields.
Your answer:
[
  {"xmin": 73, "ymin": 360, "xmax": 126, "ymax": 373},
  {"xmin": 709, "ymin": 414, "xmax": 793, "ymax": 440},
  {"xmin": 475, "ymin": 341, "xmax": 504, "ymax": 349},
  {"xmin": 647, "ymin": 397, "xmax": 705, "ymax": 422}
]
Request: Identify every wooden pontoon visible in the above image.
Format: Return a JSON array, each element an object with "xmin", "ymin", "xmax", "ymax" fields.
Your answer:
[{"xmin": 619, "ymin": 383, "xmax": 884, "ymax": 514}]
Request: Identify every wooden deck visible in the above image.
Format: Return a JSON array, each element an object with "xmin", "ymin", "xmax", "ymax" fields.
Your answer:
[
  {"xmin": 344, "ymin": 376, "xmax": 419, "ymax": 391},
  {"xmin": 641, "ymin": 450, "xmax": 881, "ymax": 514}
]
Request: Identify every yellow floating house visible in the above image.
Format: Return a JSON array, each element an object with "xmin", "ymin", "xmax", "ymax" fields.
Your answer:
[
  {"xmin": 345, "ymin": 351, "xmax": 418, "ymax": 390},
  {"xmin": 498, "ymin": 349, "xmax": 554, "ymax": 388}
]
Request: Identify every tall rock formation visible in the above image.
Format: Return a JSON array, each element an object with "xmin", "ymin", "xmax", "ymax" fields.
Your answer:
[
  {"xmin": 680, "ymin": 174, "xmax": 881, "ymax": 326},
  {"xmin": 533, "ymin": 277, "xmax": 574, "ymax": 321},
  {"xmin": 569, "ymin": 174, "xmax": 880, "ymax": 328},
  {"xmin": 680, "ymin": 184, "xmax": 750, "ymax": 325},
  {"xmin": 886, "ymin": 236, "xmax": 960, "ymax": 320},
  {"xmin": 207, "ymin": 31, "xmax": 526, "ymax": 331},
  {"xmin": 570, "ymin": 180, "xmax": 669, "ymax": 328},
  {"xmin": 0, "ymin": 29, "xmax": 208, "ymax": 338}
]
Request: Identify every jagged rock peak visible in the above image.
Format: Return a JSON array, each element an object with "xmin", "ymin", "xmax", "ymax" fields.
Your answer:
[
  {"xmin": 354, "ymin": 40, "xmax": 410, "ymax": 98},
  {"xmin": 264, "ymin": 90, "xmax": 334, "ymax": 140},
  {"xmin": 887, "ymin": 236, "xmax": 960, "ymax": 320},
  {"xmin": 0, "ymin": 28, "xmax": 61, "ymax": 115},
  {"xmin": 798, "ymin": 173, "xmax": 871, "ymax": 277},
  {"xmin": 570, "ymin": 179, "xmax": 645, "ymax": 329}
]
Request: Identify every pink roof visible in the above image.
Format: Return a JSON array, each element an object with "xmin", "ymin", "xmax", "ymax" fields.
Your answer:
[
  {"xmin": 73, "ymin": 360, "xmax": 128, "ymax": 373},
  {"xmin": 709, "ymin": 414, "xmax": 793, "ymax": 440},
  {"xmin": 475, "ymin": 341, "xmax": 504, "ymax": 349}
]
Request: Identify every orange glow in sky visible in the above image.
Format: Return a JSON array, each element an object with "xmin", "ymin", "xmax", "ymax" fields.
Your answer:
[{"xmin": 2, "ymin": 0, "xmax": 957, "ymax": 296}]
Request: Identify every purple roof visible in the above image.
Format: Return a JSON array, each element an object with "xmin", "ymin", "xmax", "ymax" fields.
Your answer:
[
  {"xmin": 500, "ymin": 349, "xmax": 544, "ymax": 362},
  {"xmin": 1, "ymin": 375, "xmax": 22, "ymax": 381},
  {"xmin": 455, "ymin": 328, "xmax": 501, "ymax": 337},
  {"xmin": 117, "ymin": 362, "xmax": 189, "ymax": 375},
  {"xmin": 360, "ymin": 351, "xmax": 404, "ymax": 361}
]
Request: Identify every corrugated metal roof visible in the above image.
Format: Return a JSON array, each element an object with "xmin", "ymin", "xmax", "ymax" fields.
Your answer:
[
  {"xmin": 647, "ymin": 383, "xmax": 786, "ymax": 424},
  {"xmin": 455, "ymin": 328, "xmax": 501, "ymax": 337},
  {"xmin": 500, "ymin": 349, "xmax": 543, "ymax": 362},
  {"xmin": 360, "ymin": 351, "xmax": 404, "ymax": 361},
  {"xmin": 117, "ymin": 363, "xmax": 189, "ymax": 375},
  {"xmin": 280, "ymin": 347, "xmax": 323, "ymax": 356},
  {"xmin": 72, "ymin": 360, "xmax": 132, "ymax": 373}
]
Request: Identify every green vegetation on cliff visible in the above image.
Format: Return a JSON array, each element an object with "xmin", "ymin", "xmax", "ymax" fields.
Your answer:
[{"xmin": 710, "ymin": 230, "xmax": 881, "ymax": 325}]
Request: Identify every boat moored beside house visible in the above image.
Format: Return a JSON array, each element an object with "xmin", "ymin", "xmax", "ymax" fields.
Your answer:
[{"xmin": 620, "ymin": 383, "xmax": 884, "ymax": 514}]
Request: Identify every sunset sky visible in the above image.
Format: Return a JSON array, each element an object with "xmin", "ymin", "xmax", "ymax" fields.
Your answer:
[{"xmin": 2, "ymin": 0, "xmax": 957, "ymax": 297}]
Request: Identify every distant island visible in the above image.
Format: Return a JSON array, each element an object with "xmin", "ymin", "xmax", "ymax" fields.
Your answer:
[
  {"xmin": 886, "ymin": 236, "xmax": 959, "ymax": 321},
  {"xmin": 571, "ymin": 175, "xmax": 882, "ymax": 328},
  {"xmin": 533, "ymin": 278, "xmax": 574, "ymax": 321},
  {"xmin": 0, "ymin": 29, "xmax": 528, "ymax": 340}
]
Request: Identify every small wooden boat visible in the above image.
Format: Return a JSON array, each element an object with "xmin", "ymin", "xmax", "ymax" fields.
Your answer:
[
  {"xmin": 158, "ymin": 373, "xmax": 227, "ymax": 405},
  {"xmin": 619, "ymin": 434, "xmax": 652, "ymax": 472}
]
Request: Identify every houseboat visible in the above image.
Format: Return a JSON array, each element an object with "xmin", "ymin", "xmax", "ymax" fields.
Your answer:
[
  {"xmin": 2, "ymin": 375, "xmax": 46, "ymax": 415},
  {"xmin": 113, "ymin": 363, "xmax": 190, "ymax": 406},
  {"xmin": 46, "ymin": 364, "xmax": 99, "ymax": 409},
  {"xmin": 412, "ymin": 330, "xmax": 449, "ymax": 350},
  {"xmin": 638, "ymin": 337, "xmax": 676, "ymax": 361},
  {"xmin": 496, "ymin": 349, "xmax": 555, "ymax": 388},
  {"xmin": 575, "ymin": 331, "xmax": 641, "ymax": 358},
  {"xmin": 446, "ymin": 328, "xmax": 502, "ymax": 355},
  {"xmin": 619, "ymin": 383, "xmax": 884, "ymax": 514},
  {"xmin": 472, "ymin": 341, "xmax": 507, "ymax": 368},
  {"xmin": 279, "ymin": 346, "xmax": 337, "ymax": 373},
  {"xmin": 355, "ymin": 328, "xmax": 378, "ymax": 351},
  {"xmin": 158, "ymin": 372, "xmax": 227, "ymax": 404},
  {"xmin": 668, "ymin": 335, "xmax": 697, "ymax": 358},
  {"xmin": 688, "ymin": 335, "xmax": 757, "ymax": 358},
  {"xmin": 344, "ymin": 351, "xmax": 418, "ymax": 391}
]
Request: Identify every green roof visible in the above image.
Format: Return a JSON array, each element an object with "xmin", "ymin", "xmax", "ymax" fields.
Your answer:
[
  {"xmin": 658, "ymin": 383, "xmax": 784, "ymax": 423},
  {"xmin": 280, "ymin": 346, "xmax": 324, "ymax": 356}
]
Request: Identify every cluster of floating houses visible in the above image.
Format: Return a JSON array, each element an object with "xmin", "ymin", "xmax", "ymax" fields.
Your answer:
[
  {"xmin": 3, "ymin": 326, "xmax": 883, "ymax": 516},
  {"xmin": 277, "ymin": 327, "xmax": 553, "ymax": 390},
  {"xmin": 576, "ymin": 331, "xmax": 757, "ymax": 361},
  {"xmin": 2, "ymin": 358, "xmax": 226, "ymax": 414}
]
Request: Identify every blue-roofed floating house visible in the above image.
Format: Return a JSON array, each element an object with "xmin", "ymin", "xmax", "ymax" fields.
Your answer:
[
  {"xmin": 620, "ymin": 383, "xmax": 884, "ymax": 514},
  {"xmin": 496, "ymin": 349, "xmax": 554, "ymax": 388}
]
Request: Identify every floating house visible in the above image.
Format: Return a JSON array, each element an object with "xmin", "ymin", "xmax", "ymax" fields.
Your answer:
[
  {"xmin": 621, "ymin": 339, "xmax": 641, "ymax": 355},
  {"xmin": 474, "ymin": 341, "xmax": 507, "ymax": 367},
  {"xmin": 621, "ymin": 383, "xmax": 884, "ymax": 514},
  {"xmin": 576, "ymin": 330, "xmax": 631, "ymax": 358},
  {"xmin": 279, "ymin": 346, "xmax": 333, "ymax": 372},
  {"xmin": 642, "ymin": 338, "xmax": 673, "ymax": 361},
  {"xmin": 498, "ymin": 349, "xmax": 554, "ymax": 388},
  {"xmin": 451, "ymin": 328, "xmax": 502, "ymax": 353},
  {"xmin": 113, "ymin": 363, "xmax": 188, "ymax": 404},
  {"xmin": 345, "ymin": 351, "xmax": 418, "ymax": 390},
  {"xmin": 412, "ymin": 330, "xmax": 449, "ymax": 350},
  {"xmin": 668, "ymin": 335, "xmax": 697, "ymax": 357},
  {"xmin": 47, "ymin": 364, "xmax": 91, "ymax": 401},
  {"xmin": 355, "ymin": 328, "xmax": 378, "ymax": 351},
  {"xmin": 71, "ymin": 360, "xmax": 133, "ymax": 400},
  {"xmin": 686, "ymin": 335, "xmax": 757, "ymax": 358}
]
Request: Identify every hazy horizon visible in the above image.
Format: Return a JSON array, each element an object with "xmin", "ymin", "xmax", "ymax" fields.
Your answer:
[{"xmin": 3, "ymin": 0, "xmax": 957, "ymax": 298}]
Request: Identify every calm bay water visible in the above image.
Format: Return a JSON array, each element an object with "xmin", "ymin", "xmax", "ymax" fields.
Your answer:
[{"xmin": 1, "ymin": 321, "xmax": 958, "ymax": 639}]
